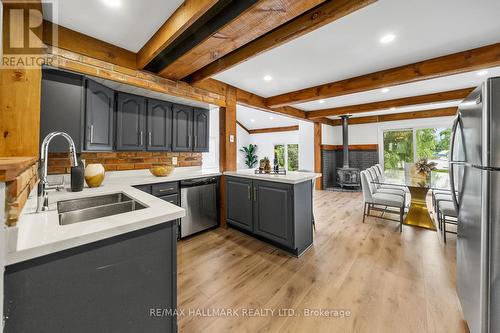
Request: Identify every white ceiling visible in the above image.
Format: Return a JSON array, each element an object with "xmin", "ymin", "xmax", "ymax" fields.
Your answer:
[
  {"xmin": 297, "ymin": 66, "xmax": 500, "ymax": 111},
  {"xmin": 214, "ymin": 0, "xmax": 500, "ymax": 98},
  {"xmin": 237, "ymin": 105, "xmax": 298, "ymax": 130},
  {"xmin": 43, "ymin": 0, "xmax": 183, "ymax": 52}
]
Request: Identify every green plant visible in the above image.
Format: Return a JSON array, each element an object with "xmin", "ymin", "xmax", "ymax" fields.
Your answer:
[
  {"xmin": 414, "ymin": 158, "xmax": 437, "ymax": 175},
  {"xmin": 240, "ymin": 144, "xmax": 258, "ymax": 168}
]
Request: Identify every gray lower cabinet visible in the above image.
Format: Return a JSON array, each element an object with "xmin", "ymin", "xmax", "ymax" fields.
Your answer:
[
  {"xmin": 253, "ymin": 180, "xmax": 294, "ymax": 248},
  {"xmin": 226, "ymin": 177, "xmax": 253, "ymax": 232},
  {"xmin": 3, "ymin": 223, "xmax": 178, "ymax": 333},
  {"xmin": 225, "ymin": 177, "xmax": 313, "ymax": 256},
  {"xmin": 84, "ymin": 79, "xmax": 115, "ymax": 151},
  {"xmin": 172, "ymin": 104, "xmax": 193, "ymax": 152},
  {"xmin": 147, "ymin": 99, "xmax": 172, "ymax": 151},
  {"xmin": 116, "ymin": 92, "xmax": 147, "ymax": 151},
  {"xmin": 193, "ymin": 108, "xmax": 209, "ymax": 152},
  {"xmin": 40, "ymin": 69, "xmax": 84, "ymax": 152}
]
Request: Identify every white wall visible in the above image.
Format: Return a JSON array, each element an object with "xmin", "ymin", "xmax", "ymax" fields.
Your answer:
[
  {"xmin": 322, "ymin": 116, "xmax": 455, "ymax": 145},
  {"xmin": 237, "ymin": 124, "xmax": 251, "ymax": 169},
  {"xmin": 202, "ymin": 105, "xmax": 220, "ymax": 171},
  {"xmin": 298, "ymin": 121, "xmax": 314, "ymax": 171}
]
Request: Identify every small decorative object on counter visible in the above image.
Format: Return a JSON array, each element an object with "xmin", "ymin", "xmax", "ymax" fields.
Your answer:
[
  {"xmin": 149, "ymin": 164, "xmax": 174, "ymax": 177},
  {"xmin": 70, "ymin": 158, "xmax": 84, "ymax": 192},
  {"xmin": 84, "ymin": 163, "xmax": 105, "ymax": 188},
  {"xmin": 259, "ymin": 158, "xmax": 265, "ymax": 171},
  {"xmin": 273, "ymin": 153, "xmax": 279, "ymax": 173},
  {"xmin": 254, "ymin": 168, "xmax": 287, "ymax": 175},
  {"xmin": 263, "ymin": 157, "xmax": 271, "ymax": 174}
]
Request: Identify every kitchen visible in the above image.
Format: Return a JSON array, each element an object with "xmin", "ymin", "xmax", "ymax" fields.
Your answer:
[{"xmin": 1, "ymin": 1, "xmax": 500, "ymax": 332}]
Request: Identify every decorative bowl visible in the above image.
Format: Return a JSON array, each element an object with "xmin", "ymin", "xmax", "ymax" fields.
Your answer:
[
  {"xmin": 149, "ymin": 164, "xmax": 174, "ymax": 177},
  {"xmin": 84, "ymin": 163, "xmax": 105, "ymax": 188}
]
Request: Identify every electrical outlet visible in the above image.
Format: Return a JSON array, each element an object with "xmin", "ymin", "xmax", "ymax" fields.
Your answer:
[
  {"xmin": 172, "ymin": 157, "xmax": 178, "ymax": 166},
  {"xmin": 230, "ymin": 135, "xmax": 235, "ymax": 143}
]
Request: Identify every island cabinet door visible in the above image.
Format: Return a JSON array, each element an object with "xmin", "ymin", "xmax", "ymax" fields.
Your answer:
[
  {"xmin": 116, "ymin": 93, "xmax": 147, "ymax": 151},
  {"xmin": 253, "ymin": 180, "xmax": 294, "ymax": 248},
  {"xmin": 226, "ymin": 177, "xmax": 253, "ymax": 232},
  {"xmin": 147, "ymin": 99, "xmax": 173, "ymax": 151}
]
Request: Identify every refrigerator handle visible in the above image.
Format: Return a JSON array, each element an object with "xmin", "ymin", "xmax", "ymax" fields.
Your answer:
[{"xmin": 449, "ymin": 115, "xmax": 461, "ymax": 210}]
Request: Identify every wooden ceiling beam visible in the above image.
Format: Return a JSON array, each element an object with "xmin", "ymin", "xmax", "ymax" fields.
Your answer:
[
  {"xmin": 157, "ymin": 0, "xmax": 327, "ymax": 80},
  {"xmin": 248, "ymin": 125, "xmax": 299, "ymax": 135},
  {"xmin": 136, "ymin": 0, "xmax": 219, "ymax": 69},
  {"xmin": 236, "ymin": 120, "xmax": 250, "ymax": 133},
  {"xmin": 328, "ymin": 107, "xmax": 458, "ymax": 126},
  {"xmin": 188, "ymin": 0, "xmax": 377, "ymax": 84},
  {"xmin": 266, "ymin": 43, "xmax": 500, "ymax": 107},
  {"xmin": 305, "ymin": 87, "xmax": 474, "ymax": 119}
]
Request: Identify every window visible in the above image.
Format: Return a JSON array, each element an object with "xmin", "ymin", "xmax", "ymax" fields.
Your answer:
[
  {"xmin": 274, "ymin": 144, "xmax": 299, "ymax": 171},
  {"xmin": 383, "ymin": 127, "xmax": 451, "ymax": 171}
]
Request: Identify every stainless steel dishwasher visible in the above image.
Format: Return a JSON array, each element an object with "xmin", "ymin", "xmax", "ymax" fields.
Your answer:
[{"xmin": 180, "ymin": 177, "xmax": 218, "ymax": 238}]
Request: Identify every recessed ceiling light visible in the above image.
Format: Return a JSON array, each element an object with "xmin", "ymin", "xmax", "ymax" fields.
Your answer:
[
  {"xmin": 477, "ymin": 70, "xmax": 489, "ymax": 76},
  {"xmin": 102, "ymin": 0, "xmax": 122, "ymax": 8},
  {"xmin": 380, "ymin": 33, "xmax": 396, "ymax": 44},
  {"xmin": 250, "ymin": 119, "xmax": 255, "ymax": 123},
  {"xmin": 269, "ymin": 116, "xmax": 274, "ymax": 120},
  {"xmin": 381, "ymin": 88, "xmax": 390, "ymax": 93},
  {"xmin": 390, "ymin": 107, "xmax": 396, "ymax": 111},
  {"xmin": 318, "ymin": 99, "xmax": 325, "ymax": 104},
  {"xmin": 263, "ymin": 75, "xmax": 273, "ymax": 81}
]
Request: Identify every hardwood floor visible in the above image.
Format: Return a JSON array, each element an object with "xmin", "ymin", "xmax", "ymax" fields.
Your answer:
[{"xmin": 177, "ymin": 190, "xmax": 469, "ymax": 333}]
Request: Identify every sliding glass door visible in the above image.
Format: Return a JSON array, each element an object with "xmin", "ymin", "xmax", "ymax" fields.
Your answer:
[{"xmin": 383, "ymin": 127, "xmax": 451, "ymax": 171}]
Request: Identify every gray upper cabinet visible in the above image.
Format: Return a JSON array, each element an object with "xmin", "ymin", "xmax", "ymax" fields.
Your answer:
[
  {"xmin": 193, "ymin": 108, "xmax": 210, "ymax": 152},
  {"xmin": 84, "ymin": 79, "xmax": 115, "ymax": 151},
  {"xmin": 253, "ymin": 180, "xmax": 294, "ymax": 248},
  {"xmin": 41, "ymin": 69, "xmax": 84, "ymax": 152},
  {"xmin": 147, "ymin": 99, "xmax": 172, "ymax": 151},
  {"xmin": 116, "ymin": 93, "xmax": 146, "ymax": 151},
  {"xmin": 226, "ymin": 177, "xmax": 253, "ymax": 232},
  {"xmin": 172, "ymin": 104, "xmax": 193, "ymax": 152}
]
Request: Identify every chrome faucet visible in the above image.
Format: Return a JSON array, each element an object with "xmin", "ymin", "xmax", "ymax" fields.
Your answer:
[{"xmin": 37, "ymin": 132, "xmax": 78, "ymax": 212}]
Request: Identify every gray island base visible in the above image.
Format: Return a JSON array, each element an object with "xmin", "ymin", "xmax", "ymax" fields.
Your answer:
[{"xmin": 224, "ymin": 171, "xmax": 317, "ymax": 256}]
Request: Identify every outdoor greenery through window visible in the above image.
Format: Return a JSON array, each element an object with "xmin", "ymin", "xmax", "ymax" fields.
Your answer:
[
  {"xmin": 383, "ymin": 127, "xmax": 451, "ymax": 171},
  {"xmin": 274, "ymin": 144, "xmax": 299, "ymax": 171}
]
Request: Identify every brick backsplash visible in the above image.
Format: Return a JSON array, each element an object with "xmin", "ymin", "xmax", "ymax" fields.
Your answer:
[{"xmin": 47, "ymin": 151, "xmax": 202, "ymax": 174}]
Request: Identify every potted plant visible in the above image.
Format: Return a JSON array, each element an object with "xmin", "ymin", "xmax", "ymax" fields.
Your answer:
[
  {"xmin": 410, "ymin": 158, "xmax": 438, "ymax": 182},
  {"xmin": 239, "ymin": 144, "xmax": 258, "ymax": 168}
]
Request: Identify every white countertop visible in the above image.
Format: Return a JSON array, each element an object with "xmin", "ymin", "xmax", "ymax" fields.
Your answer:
[
  {"xmin": 223, "ymin": 169, "xmax": 320, "ymax": 184},
  {"xmin": 6, "ymin": 168, "xmax": 221, "ymax": 265}
]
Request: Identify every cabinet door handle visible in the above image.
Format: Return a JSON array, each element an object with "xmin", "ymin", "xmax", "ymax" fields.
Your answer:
[
  {"xmin": 148, "ymin": 132, "xmax": 152, "ymax": 146},
  {"xmin": 159, "ymin": 187, "xmax": 175, "ymax": 192},
  {"xmin": 140, "ymin": 131, "xmax": 143, "ymax": 146},
  {"xmin": 90, "ymin": 125, "xmax": 94, "ymax": 143},
  {"xmin": 194, "ymin": 135, "xmax": 198, "ymax": 148},
  {"xmin": 253, "ymin": 186, "xmax": 257, "ymax": 202},
  {"xmin": 188, "ymin": 135, "xmax": 192, "ymax": 147},
  {"xmin": 247, "ymin": 186, "xmax": 251, "ymax": 200}
]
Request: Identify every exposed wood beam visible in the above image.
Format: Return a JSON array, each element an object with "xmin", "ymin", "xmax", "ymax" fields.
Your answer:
[
  {"xmin": 248, "ymin": 125, "xmax": 299, "ymax": 135},
  {"xmin": 236, "ymin": 121, "xmax": 249, "ymax": 133},
  {"xmin": 322, "ymin": 144, "xmax": 378, "ymax": 151},
  {"xmin": 188, "ymin": 0, "xmax": 377, "ymax": 83},
  {"xmin": 137, "ymin": 0, "xmax": 219, "ymax": 69},
  {"xmin": 314, "ymin": 123, "xmax": 322, "ymax": 189},
  {"xmin": 42, "ymin": 20, "xmax": 137, "ymax": 69},
  {"xmin": 328, "ymin": 107, "xmax": 458, "ymax": 126},
  {"xmin": 267, "ymin": 43, "xmax": 500, "ymax": 107},
  {"xmin": 158, "ymin": 0, "xmax": 327, "ymax": 80},
  {"xmin": 306, "ymin": 87, "xmax": 474, "ymax": 119}
]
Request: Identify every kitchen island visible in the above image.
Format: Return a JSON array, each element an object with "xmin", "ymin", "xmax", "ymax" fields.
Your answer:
[
  {"xmin": 3, "ymin": 167, "xmax": 220, "ymax": 333},
  {"xmin": 223, "ymin": 170, "xmax": 319, "ymax": 256}
]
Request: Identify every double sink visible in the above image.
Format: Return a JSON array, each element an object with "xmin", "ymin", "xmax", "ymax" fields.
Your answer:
[{"xmin": 57, "ymin": 193, "xmax": 147, "ymax": 226}]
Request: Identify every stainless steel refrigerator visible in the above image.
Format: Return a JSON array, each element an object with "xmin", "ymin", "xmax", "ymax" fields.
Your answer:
[{"xmin": 450, "ymin": 77, "xmax": 500, "ymax": 333}]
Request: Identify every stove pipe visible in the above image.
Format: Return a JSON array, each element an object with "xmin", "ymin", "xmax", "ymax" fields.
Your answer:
[{"xmin": 341, "ymin": 115, "xmax": 350, "ymax": 168}]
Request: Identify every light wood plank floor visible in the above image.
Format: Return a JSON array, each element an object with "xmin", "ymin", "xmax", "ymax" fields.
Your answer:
[{"xmin": 177, "ymin": 190, "xmax": 469, "ymax": 333}]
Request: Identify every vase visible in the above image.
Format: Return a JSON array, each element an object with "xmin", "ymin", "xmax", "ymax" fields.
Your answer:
[{"xmin": 84, "ymin": 164, "xmax": 105, "ymax": 188}]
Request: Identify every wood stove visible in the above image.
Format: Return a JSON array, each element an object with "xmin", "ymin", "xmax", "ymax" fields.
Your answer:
[{"xmin": 336, "ymin": 115, "xmax": 361, "ymax": 190}]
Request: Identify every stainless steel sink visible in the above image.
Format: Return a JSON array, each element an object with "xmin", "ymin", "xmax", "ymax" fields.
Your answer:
[{"xmin": 57, "ymin": 193, "xmax": 147, "ymax": 226}]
